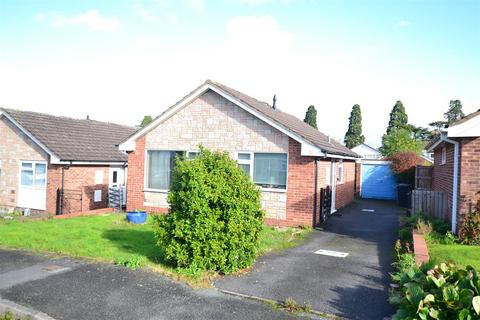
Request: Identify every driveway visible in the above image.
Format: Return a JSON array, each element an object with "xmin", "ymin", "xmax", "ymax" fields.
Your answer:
[
  {"xmin": 0, "ymin": 250, "xmax": 317, "ymax": 320},
  {"xmin": 215, "ymin": 199, "xmax": 401, "ymax": 320}
]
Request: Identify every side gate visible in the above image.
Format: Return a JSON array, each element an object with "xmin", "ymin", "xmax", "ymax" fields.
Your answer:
[{"xmin": 314, "ymin": 186, "xmax": 332, "ymax": 227}]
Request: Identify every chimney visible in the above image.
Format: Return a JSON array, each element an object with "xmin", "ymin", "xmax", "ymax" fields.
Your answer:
[
  {"xmin": 272, "ymin": 95, "xmax": 277, "ymax": 110},
  {"xmin": 86, "ymin": 115, "xmax": 90, "ymax": 120}
]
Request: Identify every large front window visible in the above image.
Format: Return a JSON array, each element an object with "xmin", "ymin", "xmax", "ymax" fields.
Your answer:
[
  {"xmin": 20, "ymin": 161, "xmax": 46, "ymax": 187},
  {"xmin": 237, "ymin": 152, "xmax": 287, "ymax": 190},
  {"xmin": 147, "ymin": 151, "xmax": 182, "ymax": 190}
]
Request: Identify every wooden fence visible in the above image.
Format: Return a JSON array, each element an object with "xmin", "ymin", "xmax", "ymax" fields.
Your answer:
[
  {"xmin": 415, "ymin": 166, "xmax": 433, "ymax": 190},
  {"xmin": 411, "ymin": 190, "xmax": 448, "ymax": 220}
]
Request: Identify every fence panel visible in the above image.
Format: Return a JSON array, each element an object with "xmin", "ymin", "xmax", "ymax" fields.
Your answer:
[{"xmin": 411, "ymin": 190, "xmax": 448, "ymax": 220}]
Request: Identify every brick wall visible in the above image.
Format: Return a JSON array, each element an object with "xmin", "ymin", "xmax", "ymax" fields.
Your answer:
[
  {"xmin": 47, "ymin": 165, "xmax": 109, "ymax": 214},
  {"xmin": 432, "ymin": 142, "xmax": 455, "ymax": 224},
  {"xmin": 126, "ymin": 135, "xmax": 146, "ymax": 212},
  {"xmin": 0, "ymin": 117, "xmax": 48, "ymax": 211},
  {"xmin": 335, "ymin": 160, "xmax": 356, "ymax": 210},
  {"xmin": 458, "ymin": 137, "xmax": 480, "ymax": 225}
]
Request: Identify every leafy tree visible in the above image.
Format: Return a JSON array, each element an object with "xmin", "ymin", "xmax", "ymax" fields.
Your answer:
[
  {"xmin": 408, "ymin": 124, "xmax": 433, "ymax": 141},
  {"xmin": 379, "ymin": 128, "xmax": 424, "ymax": 157},
  {"xmin": 344, "ymin": 104, "xmax": 365, "ymax": 148},
  {"xmin": 386, "ymin": 101, "xmax": 409, "ymax": 134},
  {"xmin": 429, "ymin": 121, "xmax": 448, "ymax": 131},
  {"xmin": 304, "ymin": 105, "xmax": 317, "ymax": 129},
  {"xmin": 444, "ymin": 99, "xmax": 465, "ymax": 124},
  {"xmin": 153, "ymin": 146, "xmax": 264, "ymax": 274},
  {"xmin": 140, "ymin": 115, "xmax": 153, "ymax": 128},
  {"xmin": 389, "ymin": 152, "xmax": 427, "ymax": 184}
]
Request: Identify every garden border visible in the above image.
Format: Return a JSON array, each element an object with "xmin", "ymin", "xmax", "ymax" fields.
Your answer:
[{"xmin": 412, "ymin": 229, "xmax": 430, "ymax": 265}]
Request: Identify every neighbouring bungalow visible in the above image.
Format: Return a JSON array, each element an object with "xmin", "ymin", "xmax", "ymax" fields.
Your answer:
[
  {"xmin": 119, "ymin": 80, "xmax": 360, "ymax": 227},
  {"xmin": 0, "ymin": 108, "xmax": 135, "ymax": 214},
  {"xmin": 426, "ymin": 109, "xmax": 480, "ymax": 233}
]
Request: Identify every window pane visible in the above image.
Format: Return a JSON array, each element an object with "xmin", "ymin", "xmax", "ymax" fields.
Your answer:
[
  {"xmin": 239, "ymin": 164, "xmax": 251, "ymax": 176},
  {"xmin": 21, "ymin": 169, "xmax": 33, "ymax": 186},
  {"xmin": 238, "ymin": 153, "xmax": 251, "ymax": 160},
  {"xmin": 22, "ymin": 162, "xmax": 33, "ymax": 169},
  {"xmin": 188, "ymin": 152, "xmax": 198, "ymax": 159},
  {"xmin": 253, "ymin": 153, "xmax": 287, "ymax": 189},
  {"xmin": 148, "ymin": 151, "xmax": 171, "ymax": 189},
  {"xmin": 34, "ymin": 163, "xmax": 46, "ymax": 186},
  {"xmin": 112, "ymin": 171, "xmax": 118, "ymax": 183}
]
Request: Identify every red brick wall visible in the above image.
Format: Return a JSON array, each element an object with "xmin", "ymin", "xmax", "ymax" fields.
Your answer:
[
  {"xmin": 46, "ymin": 165, "xmax": 109, "ymax": 214},
  {"xmin": 458, "ymin": 137, "xmax": 480, "ymax": 224},
  {"xmin": 335, "ymin": 160, "xmax": 356, "ymax": 210},
  {"xmin": 432, "ymin": 142, "xmax": 455, "ymax": 223},
  {"xmin": 126, "ymin": 136, "xmax": 145, "ymax": 211}
]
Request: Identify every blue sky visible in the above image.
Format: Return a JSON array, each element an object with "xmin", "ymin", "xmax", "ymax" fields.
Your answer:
[{"xmin": 1, "ymin": 0, "xmax": 479, "ymax": 146}]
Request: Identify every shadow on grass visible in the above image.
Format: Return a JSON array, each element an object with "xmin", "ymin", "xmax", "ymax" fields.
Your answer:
[{"xmin": 102, "ymin": 229, "xmax": 168, "ymax": 265}]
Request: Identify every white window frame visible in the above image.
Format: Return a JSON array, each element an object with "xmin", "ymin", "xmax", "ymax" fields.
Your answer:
[
  {"xmin": 19, "ymin": 160, "xmax": 47, "ymax": 189},
  {"xmin": 94, "ymin": 190, "xmax": 102, "ymax": 202},
  {"xmin": 337, "ymin": 159, "xmax": 344, "ymax": 184},
  {"xmin": 236, "ymin": 151, "xmax": 288, "ymax": 192},
  {"xmin": 440, "ymin": 146, "xmax": 446, "ymax": 165},
  {"xmin": 236, "ymin": 152, "xmax": 254, "ymax": 178},
  {"xmin": 144, "ymin": 149, "xmax": 183, "ymax": 193},
  {"xmin": 186, "ymin": 150, "xmax": 199, "ymax": 160}
]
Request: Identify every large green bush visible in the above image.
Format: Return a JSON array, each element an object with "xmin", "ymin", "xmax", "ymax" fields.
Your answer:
[
  {"xmin": 390, "ymin": 258, "xmax": 480, "ymax": 320},
  {"xmin": 153, "ymin": 147, "xmax": 265, "ymax": 274}
]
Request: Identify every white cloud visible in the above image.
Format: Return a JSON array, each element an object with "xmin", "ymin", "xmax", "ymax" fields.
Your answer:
[
  {"xmin": 398, "ymin": 20, "xmax": 412, "ymax": 28},
  {"xmin": 166, "ymin": 12, "xmax": 178, "ymax": 25},
  {"xmin": 51, "ymin": 10, "xmax": 122, "ymax": 32},
  {"xmin": 185, "ymin": 0, "xmax": 204, "ymax": 14},
  {"xmin": 33, "ymin": 12, "xmax": 46, "ymax": 22},
  {"xmin": 240, "ymin": 0, "xmax": 272, "ymax": 4},
  {"xmin": 134, "ymin": 4, "xmax": 161, "ymax": 23}
]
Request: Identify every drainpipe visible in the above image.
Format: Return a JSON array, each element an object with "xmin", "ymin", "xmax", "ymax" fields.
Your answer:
[
  {"xmin": 60, "ymin": 166, "xmax": 65, "ymax": 215},
  {"xmin": 313, "ymin": 158, "xmax": 318, "ymax": 227},
  {"xmin": 442, "ymin": 137, "xmax": 460, "ymax": 234}
]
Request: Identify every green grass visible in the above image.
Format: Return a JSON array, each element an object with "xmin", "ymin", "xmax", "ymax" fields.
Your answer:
[
  {"xmin": 428, "ymin": 243, "xmax": 480, "ymax": 270},
  {"xmin": 0, "ymin": 214, "xmax": 310, "ymax": 285}
]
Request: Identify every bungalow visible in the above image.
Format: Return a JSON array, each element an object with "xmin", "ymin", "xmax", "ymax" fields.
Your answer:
[
  {"xmin": 119, "ymin": 80, "xmax": 360, "ymax": 227},
  {"xmin": 426, "ymin": 109, "xmax": 480, "ymax": 233},
  {"xmin": 0, "ymin": 108, "xmax": 135, "ymax": 214}
]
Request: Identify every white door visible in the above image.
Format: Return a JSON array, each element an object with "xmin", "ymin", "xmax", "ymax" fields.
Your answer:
[
  {"xmin": 17, "ymin": 161, "xmax": 47, "ymax": 210},
  {"xmin": 330, "ymin": 160, "xmax": 337, "ymax": 213},
  {"xmin": 109, "ymin": 166, "xmax": 125, "ymax": 188}
]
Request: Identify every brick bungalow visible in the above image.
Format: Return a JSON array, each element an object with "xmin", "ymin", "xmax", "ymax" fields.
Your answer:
[
  {"xmin": 119, "ymin": 80, "xmax": 360, "ymax": 227},
  {"xmin": 426, "ymin": 109, "xmax": 480, "ymax": 233},
  {"xmin": 0, "ymin": 108, "xmax": 135, "ymax": 214}
]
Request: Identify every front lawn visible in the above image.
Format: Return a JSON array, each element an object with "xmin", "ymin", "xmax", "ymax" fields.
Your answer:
[
  {"xmin": 0, "ymin": 214, "xmax": 310, "ymax": 285},
  {"xmin": 428, "ymin": 243, "xmax": 480, "ymax": 269}
]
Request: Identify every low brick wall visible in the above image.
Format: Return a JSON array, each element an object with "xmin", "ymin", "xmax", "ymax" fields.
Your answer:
[
  {"xmin": 412, "ymin": 230, "xmax": 430, "ymax": 266},
  {"xmin": 53, "ymin": 207, "xmax": 114, "ymax": 219}
]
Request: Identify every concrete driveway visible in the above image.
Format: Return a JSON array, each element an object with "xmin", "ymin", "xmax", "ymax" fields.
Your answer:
[
  {"xmin": 0, "ymin": 250, "xmax": 317, "ymax": 320},
  {"xmin": 215, "ymin": 199, "xmax": 401, "ymax": 320}
]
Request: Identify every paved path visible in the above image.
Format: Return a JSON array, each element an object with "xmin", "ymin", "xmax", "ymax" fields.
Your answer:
[
  {"xmin": 0, "ymin": 250, "xmax": 315, "ymax": 320},
  {"xmin": 215, "ymin": 199, "xmax": 401, "ymax": 320}
]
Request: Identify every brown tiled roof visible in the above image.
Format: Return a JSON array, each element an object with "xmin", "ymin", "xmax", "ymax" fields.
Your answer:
[
  {"xmin": 449, "ymin": 109, "xmax": 480, "ymax": 127},
  {"xmin": 1, "ymin": 108, "xmax": 136, "ymax": 162},
  {"xmin": 425, "ymin": 134, "xmax": 442, "ymax": 151},
  {"xmin": 208, "ymin": 80, "xmax": 359, "ymax": 158}
]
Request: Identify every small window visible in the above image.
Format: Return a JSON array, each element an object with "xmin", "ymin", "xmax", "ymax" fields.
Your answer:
[
  {"xmin": 187, "ymin": 151, "xmax": 199, "ymax": 160},
  {"xmin": 112, "ymin": 171, "xmax": 118, "ymax": 184},
  {"xmin": 20, "ymin": 161, "xmax": 46, "ymax": 187},
  {"xmin": 236, "ymin": 152, "xmax": 253, "ymax": 177},
  {"xmin": 441, "ymin": 147, "xmax": 446, "ymax": 165},
  {"xmin": 253, "ymin": 153, "xmax": 287, "ymax": 189},
  {"xmin": 94, "ymin": 190, "xmax": 102, "ymax": 202},
  {"xmin": 337, "ymin": 160, "xmax": 344, "ymax": 184}
]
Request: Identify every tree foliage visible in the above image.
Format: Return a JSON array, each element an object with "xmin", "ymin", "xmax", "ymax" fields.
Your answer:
[
  {"xmin": 408, "ymin": 124, "xmax": 433, "ymax": 141},
  {"xmin": 386, "ymin": 101, "xmax": 409, "ymax": 134},
  {"xmin": 380, "ymin": 128, "xmax": 424, "ymax": 157},
  {"xmin": 444, "ymin": 100, "xmax": 465, "ymax": 124},
  {"xmin": 344, "ymin": 104, "xmax": 365, "ymax": 149},
  {"xmin": 153, "ymin": 147, "xmax": 264, "ymax": 274},
  {"xmin": 304, "ymin": 105, "xmax": 318, "ymax": 129},
  {"xmin": 389, "ymin": 152, "xmax": 426, "ymax": 184},
  {"xmin": 140, "ymin": 115, "xmax": 153, "ymax": 128}
]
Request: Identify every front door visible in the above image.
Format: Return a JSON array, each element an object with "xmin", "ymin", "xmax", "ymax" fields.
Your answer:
[
  {"xmin": 330, "ymin": 160, "xmax": 337, "ymax": 213},
  {"xmin": 109, "ymin": 166, "xmax": 124, "ymax": 188},
  {"xmin": 17, "ymin": 161, "xmax": 47, "ymax": 210}
]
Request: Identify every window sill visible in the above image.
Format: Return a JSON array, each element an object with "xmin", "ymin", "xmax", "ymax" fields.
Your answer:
[
  {"xmin": 143, "ymin": 188, "xmax": 168, "ymax": 193},
  {"xmin": 260, "ymin": 187, "xmax": 287, "ymax": 193}
]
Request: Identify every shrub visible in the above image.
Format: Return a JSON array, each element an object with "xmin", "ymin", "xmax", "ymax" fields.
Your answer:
[
  {"xmin": 390, "ymin": 259, "xmax": 480, "ymax": 320},
  {"xmin": 389, "ymin": 152, "xmax": 427, "ymax": 185},
  {"xmin": 114, "ymin": 255, "xmax": 146, "ymax": 270},
  {"xmin": 459, "ymin": 211, "xmax": 480, "ymax": 245},
  {"xmin": 153, "ymin": 147, "xmax": 264, "ymax": 274}
]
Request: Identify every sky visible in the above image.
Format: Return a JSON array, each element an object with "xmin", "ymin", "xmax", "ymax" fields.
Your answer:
[{"xmin": 0, "ymin": 0, "xmax": 479, "ymax": 147}]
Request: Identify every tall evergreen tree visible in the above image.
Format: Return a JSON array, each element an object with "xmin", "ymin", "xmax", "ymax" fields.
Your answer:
[
  {"xmin": 304, "ymin": 105, "xmax": 318, "ymax": 129},
  {"xmin": 344, "ymin": 104, "xmax": 365, "ymax": 148},
  {"xmin": 140, "ymin": 115, "xmax": 153, "ymax": 128},
  {"xmin": 386, "ymin": 100, "xmax": 409, "ymax": 134},
  {"xmin": 444, "ymin": 100, "xmax": 464, "ymax": 124}
]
